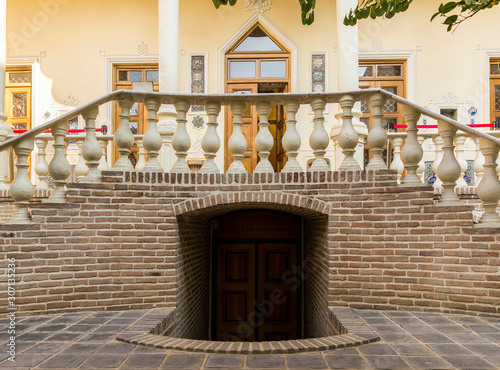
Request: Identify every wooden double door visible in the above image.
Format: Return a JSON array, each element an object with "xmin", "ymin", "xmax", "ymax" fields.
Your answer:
[
  {"xmin": 213, "ymin": 210, "xmax": 301, "ymax": 342},
  {"xmin": 225, "ymin": 83, "xmax": 287, "ymax": 173}
]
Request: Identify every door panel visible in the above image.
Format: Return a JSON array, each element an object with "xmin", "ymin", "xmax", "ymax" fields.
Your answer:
[
  {"xmin": 215, "ymin": 242, "xmax": 298, "ymax": 342},
  {"xmin": 216, "ymin": 244, "xmax": 256, "ymax": 341},
  {"xmin": 258, "ymin": 243, "xmax": 297, "ymax": 341}
]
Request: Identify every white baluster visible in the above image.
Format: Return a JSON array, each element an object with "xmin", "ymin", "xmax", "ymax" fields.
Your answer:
[
  {"xmin": 199, "ymin": 100, "xmax": 221, "ymax": 174},
  {"xmin": 135, "ymin": 137, "xmax": 147, "ymax": 172},
  {"xmin": 254, "ymin": 101, "xmax": 274, "ymax": 173},
  {"xmin": 97, "ymin": 136, "xmax": 110, "ymax": 172},
  {"xmin": 389, "ymin": 135, "xmax": 405, "ymax": 183},
  {"xmin": 48, "ymin": 121, "xmax": 71, "ymax": 202},
  {"xmin": 6, "ymin": 136, "xmax": 34, "ymax": 224},
  {"xmin": 282, "ymin": 99, "xmax": 302, "ymax": 172},
  {"xmin": 227, "ymin": 101, "xmax": 248, "ymax": 174},
  {"xmin": 82, "ymin": 107, "xmax": 102, "ymax": 182},
  {"xmin": 75, "ymin": 138, "xmax": 89, "ymax": 181},
  {"xmin": 0, "ymin": 125, "xmax": 13, "ymax": 190},
  {"xmin": 112, "ymin": 98, "xmax": 135, "ymax": 171},
  {"xmin": 437, "ymin": 121, "xmax": 461, "ymax": 203},
  {"xmin": 35, "ymin": 137, "xmax": 50, "ymax": 190},
  {"xmin": 310, "ymin": 97, "xmax": 331, "ymax": 171},
  {"xmin": 400, "ymin": 106, "xmax": 423, "ymax": 186},
  {"xmin": 143, "ymin": 97, "xmax": 163, "ymax": 172},
  {"xmin": 337, "ymin": 95, "xmax": 359, "ymax": 170},
  {"xmin": 477, "ymin": 139, "xmax": 500, "ymax": 226},
  {"xmin": 171, "ymin": 99, "xmax": 191, "ymax": 173},
  {"xmin": 367, "ymin": 93, "xmax": 387, "ymax": 169},
  {"xmin": 454, "ymin": 133, "xmax": 468, "ymax": 187},
  {"xmin": 417, "ymin": 135, "xmax": 425, "ymax": 182},
  {"xmin": 432, "ymin": 135, "xmax": 444, "ymax": 187}
]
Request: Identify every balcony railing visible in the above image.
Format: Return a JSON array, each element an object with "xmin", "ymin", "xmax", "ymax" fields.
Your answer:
[{"xmin": 1, "ymin": 89, "xmax": 500, "ymax": 227}]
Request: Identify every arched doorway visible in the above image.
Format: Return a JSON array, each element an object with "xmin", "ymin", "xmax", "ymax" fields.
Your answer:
[
  {"xmin": 225, "ymin": 24, "xmax": 291, "ymax": 173},
  {"xmin": 211, "ymin": 210, "xmax": 302, "ymax": 341}
]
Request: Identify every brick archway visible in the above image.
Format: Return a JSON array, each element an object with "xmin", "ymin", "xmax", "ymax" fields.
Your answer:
[
  {"xmin": 173, "ymin": 192, "xmax": 332, "ymax": 341},
  {"xmin": 172, "ymin": 191, "xmax": 330, "ymax": 219}
]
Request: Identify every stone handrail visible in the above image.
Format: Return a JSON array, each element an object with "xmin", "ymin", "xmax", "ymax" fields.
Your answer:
[{"xmin": 1, "ymin": 88, "xmax": 499, "ymax": 227}]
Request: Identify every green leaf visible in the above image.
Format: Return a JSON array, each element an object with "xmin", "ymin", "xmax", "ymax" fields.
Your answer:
[
  {"xmin": 442, "ymin": 1, "xmax": 459, "ymax": 13},
  {"xmin": 443, "ymin": 14, "xmax": 458, "ymax": 23}
]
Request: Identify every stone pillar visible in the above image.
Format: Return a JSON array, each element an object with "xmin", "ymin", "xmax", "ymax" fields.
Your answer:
[
  {"xmin": 0, "ymin": 0, "xmax": 13, "ymax": 190},
  {"xmin": 157, "ymin": 0, "xmax": 180, "ymax": 172},
  {"xmin": 331, "ymin": 0, "xmax": 367, "ymax": 170}
]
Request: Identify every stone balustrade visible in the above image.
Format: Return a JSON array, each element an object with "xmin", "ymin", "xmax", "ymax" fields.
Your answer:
[{"xmin": 1, "ymin": 89, "xmax": 500, "ymax": 227}]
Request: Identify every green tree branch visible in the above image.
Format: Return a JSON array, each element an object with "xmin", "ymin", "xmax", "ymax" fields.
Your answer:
[{"xmin": 211, "ymin": 0, "xmax": 498, "ymax": 31}]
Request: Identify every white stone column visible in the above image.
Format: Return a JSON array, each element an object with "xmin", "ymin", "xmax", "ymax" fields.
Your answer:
[
  {"xmin": 0, "ymin": 0, "xmax": 13, "ymax": 190},
  {"xmin": 157, "ymin": 0, "xmax": 180, "ymax": 172},
  {"xmin": 331, "ymin": 0, "xmax": 367, "ymax": 170}
]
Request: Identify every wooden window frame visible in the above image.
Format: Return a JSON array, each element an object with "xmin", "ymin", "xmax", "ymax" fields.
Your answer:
[
  {"xmin": 5, "ymin": 65, "xmax": 33, "ymax": 131},
  {"xmin": 489, "ymin": 59, "xmax": 500, "ymax": 128}
]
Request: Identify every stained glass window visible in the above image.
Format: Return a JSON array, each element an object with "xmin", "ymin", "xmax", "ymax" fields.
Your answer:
[
  {"xmin": 495, "ymin": 86, "xmax": 500, "ymax": 111},
  {"xmin": 233, "ymin": 26, "xmax": 282, "ymax": 52},
  {"xmin": 146, "ymin": 70, "xmax": 159, "ymax": 82},
  {"xmin": 311, "ymin": 54, "xmax": 326, "ymax": 93},
  {"xmin": 130, "ymin": 102, "xmax": 139, "ymax": 116},
  {"xmin": 118, "ymin": 71, "xmax": 128, "ymax": 81},
  {"xmin": 261, "ymin": 60, "xmax": 286, "ymax": 78},
  {"xmin": 129, "ymin": 121, "xmax": 138, "ymax": 134},
  {"xmin": 128, "ymin": 71, "xmax": 142, "ymax": 82},
  {"xmin": 490, "ymin": 61, "xmax": 500, "ymax": 126},
  {"xmin": 383, "ymin": 118, "xmax": 397, "ymax": 132},
  {"xmin": 12, "ymin": 93, "xmax": 27, "ymax": 118},
  {"xmin": 12, "ymin": 123, "xmax": 27, "ymax": 130},
  {"xmin": 9, "ymin": 72, "xmax": 31, "ymax": 84},
  {"xmin": 378, "ymin": 65, "xmax": 402, "ymax": 77},
  {"xmin": 191, "ymin": 56, "xmax": 205, "ymax": 112},
  {"xmin": 118, "ymin": 70, "xmax": 143, "ymax": 82},
  {"xmin": 230, "ymin": 61, "xmax": 256, "ymax": 78},
  {"xmin": 491, "ymin": 62, "xmax": 500, "ymax": 75},
  {"xmin": 382, "ymin": 87, "xmax": 397, "ymax": 113},
  {"xmin": 358, "ymin": 66, "xmax": 373, "ymax": 77}
]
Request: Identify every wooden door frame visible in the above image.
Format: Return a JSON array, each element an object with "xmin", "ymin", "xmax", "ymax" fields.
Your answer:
[
  {"xmin": 224, "ymin": 24, "xmax": 291, "ymax": 173},
  {"xmin": 111, "ymin": 63, "xmax": 159, "ymax": 165},
  {"xmin": 5, "ymin": 65, "xmax": 33, "ymax": 131},
  {"xmin": 211, "ymin": 239, "xmax": 302, "ymax": 341}
]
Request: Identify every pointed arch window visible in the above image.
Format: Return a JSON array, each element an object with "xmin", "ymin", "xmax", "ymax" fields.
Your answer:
[
  {"xmin": 233, "ymin": 26, "xmax": 283, "ymax": 52},
  {"xmin": 226, "ymin": 24, "xmax": 290, "ymax": 82}
]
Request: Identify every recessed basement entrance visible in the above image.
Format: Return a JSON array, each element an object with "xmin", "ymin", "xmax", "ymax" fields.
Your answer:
[
  {"xmin": 117, "ymin": 206, "xmax": 381, "ymax": 353},
  {"xmin": 211, "ymin": 210, "xmax": 301, "ymax": 341}
]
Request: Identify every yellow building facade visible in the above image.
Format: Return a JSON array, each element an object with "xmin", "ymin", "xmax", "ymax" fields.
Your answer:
[{"xmin": 2, "ymin": 0, "xmax": 500, "ymax": 174}]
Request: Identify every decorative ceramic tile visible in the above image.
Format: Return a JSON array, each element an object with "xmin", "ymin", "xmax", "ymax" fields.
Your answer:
[
  {"xmin": 311, "ymin": 54, "xmax": 326, "ymax": 93},
  {"xmin": 464, "ymin": 160, "xmax": 474, "ymax": 186},
  {"xmin": 425, "ymin": 161, "xmax": 436, "ymax": 186},
  {"xmin": 191, "ymin": 56, "xmax": 205, "ymax": 112}
]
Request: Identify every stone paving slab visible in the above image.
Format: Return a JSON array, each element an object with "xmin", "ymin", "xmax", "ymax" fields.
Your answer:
[{"xmin": 1, "ymin": 309, "xmax": 500, "ymax": 369}]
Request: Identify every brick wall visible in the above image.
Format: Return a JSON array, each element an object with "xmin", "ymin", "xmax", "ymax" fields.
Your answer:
[
  {"xmin": 1, "ymin": 169, "xmax": 500, "ymax": 326},
  {"xmin": 0, "ymin": 189, "xmax": 51, "ymax": 224},
  {"xmin": 303, "ymin": 216, "xmax": 336, "ymax": 338},
  {"xmin": 174, "ymin": 215, "xmax": 211, "ymax": 339}
]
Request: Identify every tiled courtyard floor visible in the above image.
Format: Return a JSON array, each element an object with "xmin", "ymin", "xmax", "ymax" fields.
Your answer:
[{"xmin": 1, "ymin": 309, "xmax": 500, "ymax": 369}]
